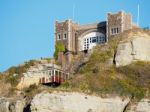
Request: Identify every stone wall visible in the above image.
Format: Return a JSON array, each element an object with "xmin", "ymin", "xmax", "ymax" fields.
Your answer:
[
  {"xmin": 55, "ymin": 20, "xmax": 69, "ymax": 50},
  {"xmin": 57, "ymin": 52, "xmax": 65, "ymax": 65},
  {"xmin": 55, "ymin": 20, "xmax": 78, "ymax": 53},
  {"xmin": 57, "ymin": 52, "xmax": 74, "ymax": 70},
  {"xmin": 122, "ymin": 12, "xmax": 132, "ymax": 31},
  {"xmin": 107, "ymin": 11, "xmax": 132, "ymax": 38}
]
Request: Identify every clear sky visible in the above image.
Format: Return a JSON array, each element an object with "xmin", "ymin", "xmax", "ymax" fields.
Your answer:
[{"xmin": 0, "ymin": 0, "xmax": 149, "ymax": 72}]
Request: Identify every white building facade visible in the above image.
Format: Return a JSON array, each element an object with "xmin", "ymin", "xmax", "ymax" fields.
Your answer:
[{"xmin": 78, "ymin": 32, "xmax": 105, "ymax": 51}]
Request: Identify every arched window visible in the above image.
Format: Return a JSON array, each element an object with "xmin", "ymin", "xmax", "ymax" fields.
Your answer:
[{"xmin": 79, "ymin": 32, "xmax": 105, "ymax": 51}]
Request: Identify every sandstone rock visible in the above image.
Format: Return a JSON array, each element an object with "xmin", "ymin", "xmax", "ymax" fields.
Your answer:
[
  {"xmin": 17, "ymin": 76, "xmax": 40, "ymax": 90},
  {"xmin": 0, "ymin": 98, "xmax": 25, "ymax": 112},
  {"xmin": 1, "ymin": 92, "xmax": 149, "ymax": 112},
  {"xmin": 0, "ymin": 80, "xmax": 11, "ymax": 96},
  {"xmin": 128, "ymin": 99, "xmax": 150, "ymax": 112},
  {"xmin": 115, "ymin": 36, "xmax": 150, "ymax": 67},
  {"xmin": 30, "ymin": 92, "xmax": 130, "ymax": 112}
]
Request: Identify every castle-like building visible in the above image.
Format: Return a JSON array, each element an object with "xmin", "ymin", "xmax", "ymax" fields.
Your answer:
[{"xmin": 55, "ymin": 11, "xmax": 137, "ymax": 69}]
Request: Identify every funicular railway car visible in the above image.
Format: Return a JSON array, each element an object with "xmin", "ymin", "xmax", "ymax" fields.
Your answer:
[{"xmin": 39, "ymin": 64, "xmax": 69, "ymax": 86}]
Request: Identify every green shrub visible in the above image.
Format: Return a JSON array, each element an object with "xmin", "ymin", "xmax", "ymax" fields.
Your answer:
[
  {"xmin": 24, "ymin": 60, "xmax": 36, "ymax": 68},
  {"xmin": 0, "ymin": 73, "xmax": 4, "ymax": 80},
  {"xmin": 23, "ymin": 84, "xmax": 41, "ymax": 98},
  {"xmin": 79, "ymin": 45, "xmax": 114, "ymax": 74},
  {"xmin": 7, "ymin": 87, "xmax": 17, "ymax": 97},
  {"xmin": 44, "ymin": 58, "xmax": 51, "ymax": 63},
  {"xmin": 5, "ymin": 60, "xmax": 39, "ymax": 87},
  {"xmin": 60, "ymin": 81, "xmax": 70, "ymax": 88},
  {"xmin": 116, "ymin": 79, "xmax": 146, "ymax": 100},
  {"xmin": 54, "ymin": 41, "xmax": 65, "ymax": 59},
  {"xmin": 25, "ymin": 84, "xmax": 38, "ymax": 93},
  {"xmin": 90, "ymin": 49, "xmax": 112, "ymax": 63},
  {"xmin": 5, "ymin": 74, "xmax": 21, "ymax": 87}
]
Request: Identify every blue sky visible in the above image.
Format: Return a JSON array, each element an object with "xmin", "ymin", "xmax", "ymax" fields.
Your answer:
[{"xmin": 0, "ymin": 0, "xmax": 149, "ymax": 72}]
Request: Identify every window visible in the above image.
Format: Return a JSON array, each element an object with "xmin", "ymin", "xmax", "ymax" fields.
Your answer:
[
  {"xmin": 64, "ymin": 33, "xmax": 67, "ymax": 39},
  {"xmin": 116, "ymin": 28, "xmax": 119, "ymax": 33},
  {"xmin": 98, "ymin": 36, "xmax": 101, "ymax": 42},
  {"xmin": 111, "ymin": 27, "xmax": 119, "ymax": 35},
  {"xmin": 102, "ymin": 38, "xmax": 104, "ymax": 41},
  {"xmin": 114, "ymin": 28, "xmax": 116, "ymax": 33},
  {"xmin": 96, "ymin": 36, "xmax": 98, "ymax": 42},
  {"xmin": 92, "ymin": 37, "xmax": 97, "ymax": 43},
  {"xmin": 57, "ymin": 34, "xmax": 61, "ymax": 40},
  {"xmin": 111, "ymin": 29, "xmax": 113, "ymax": 34},
  {"xmin": 90, "ymin": 38, "xmax": 92, "ymax": 43},
  {"xmin": 84, "ymin": 38, "xmax": 90, "ymax": 50},
  {"xmin": 87, "ymin": 39, "xmax": 89, "ymax": 43}
]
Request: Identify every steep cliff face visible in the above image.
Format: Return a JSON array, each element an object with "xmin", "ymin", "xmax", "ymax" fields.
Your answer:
[
  {"xmin": 30, "ymin": 92, "xmax": 130, "ymax": 112},
  {"xmin": 0, "ymin": 98, "xmax": 25, "ymax": 112},
  {"xmin": 1, "ymin": 92, "xmax": 150, "ymax": 112},
  {"xmin": 115, "ymin": 35, "xmax": 150, "ymax": 67},
  {"xmin": 128, "ymin": 99, "xmax": 150, "ymax": 112},
  {"xmin": 30, "ymin": 92, "xmax": 150, "ymax": 112}
]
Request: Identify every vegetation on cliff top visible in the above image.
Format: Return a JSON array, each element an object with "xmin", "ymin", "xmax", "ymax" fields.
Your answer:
[
  {"xmin": 60, "ymin": 32, "xmax": 150, "ymax": 100},
  {"xmin": 1, "ymin": 60, "xmax": 38, "ymax": 87}
]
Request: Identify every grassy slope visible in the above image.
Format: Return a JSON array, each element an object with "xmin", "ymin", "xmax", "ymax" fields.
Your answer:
[{"xmin": 61, "ymin": 29, "xmax": 150, "ymax": 100}]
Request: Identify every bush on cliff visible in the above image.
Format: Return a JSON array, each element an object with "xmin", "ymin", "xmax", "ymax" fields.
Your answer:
[
  {"xmin": 54, "ymin": 41, "xmax": 65, "ymax": 59},
  {"xmin": 4, "ymin": 60, "xmax": 37, "ymax": 87}
]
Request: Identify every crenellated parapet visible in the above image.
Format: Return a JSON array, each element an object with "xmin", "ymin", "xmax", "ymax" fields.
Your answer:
[{"xmin": 107, "ymin": 11, "xmax": 132, "ymax": 38}]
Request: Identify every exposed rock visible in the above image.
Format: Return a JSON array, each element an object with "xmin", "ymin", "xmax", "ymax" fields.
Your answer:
[
  {"xmin": 0, "ymin": 92, "xmax": 149, "ymax": 112},
  {"xmin": 128, "ymin": 99, "xmax": 150, "ymax": 112},
  {"xmin": 30, "ymin": 92, "xmax": 130, "ymax": 112},
  {"xmin": 0, "ymin": 80, "xmax": 11, "ymax": 96},
  {"xmin": 115, "ymin": 36, "xmax": 150, "ymax": 67},
  {"xmin": 0, "ymin": 98, "xmax": 25, "ymax": 112},
  {"xmin": 17, "ymin": 76, "xmax": 40, "ymax": 90}
]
